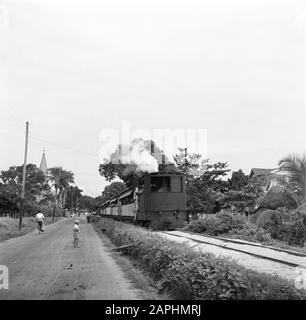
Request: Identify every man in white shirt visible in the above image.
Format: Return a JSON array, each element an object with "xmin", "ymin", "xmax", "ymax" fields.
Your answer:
[{"xmin": 35, "ymin": 211, "xmax": 45, "ymax": 233}]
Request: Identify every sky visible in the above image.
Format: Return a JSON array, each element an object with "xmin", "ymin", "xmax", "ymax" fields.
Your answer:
[{"xmin": 0, "ymin": 0, "xmax": 306, "ymax": 196}]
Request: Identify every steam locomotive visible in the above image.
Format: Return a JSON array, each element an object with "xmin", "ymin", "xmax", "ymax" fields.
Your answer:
[{"xmin": 98, "ymin": 172, "xmax": 187, "ymax": 229}]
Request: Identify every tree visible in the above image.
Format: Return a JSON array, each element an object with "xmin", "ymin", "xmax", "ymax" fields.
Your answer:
[
  {"xmin": 48, "ymin": 167, "xmax": 74, "ymax": 219},
  {"xmin": 173, "ymin": 148, "xmax": 231, "ymax": 216},
  {"xmin": 66, "ymin": 185, "xmax": 83, "ymax": 211},
  {"xmin": 276, "ymin": 153, "xmax": 306, "ymax": 205},
  {"xmin": 258, "ymin": 186, "xmax": 298, "ymax": 211},
  {"xmin": 100, "ymin": 162, "xmax": 139, "ymax": 188},
  {"xmin": 98, "ymin": 181, "xmax": 127, "ymax": 204},
  {"xmin": 0, "ymin": 164, "xmax": 47, "ymax": 200},
  {"xmin": 228, "ymin": 169, "xmax": 249, "ymax": 190},
  {"xmin": 37, "ymin": 192, "xmax": 55, "ymax": 206},
  {"xmin": 174, "ymin": 148, "xmax": 207, "ymax": 179},
  {"xmin": 186, "ymin": 161, "xmax": 230, "ymax": 215},
  {"xmin": 78, "ymin": 195, "xmax": 96, "ymax": 211},
  {"xmin": 0, "ymin": 164, "xmax": 49, "ymax": 216},
  {"xmin": 0, "ymin": 183, "xmax": 19, "ymax": 216}
]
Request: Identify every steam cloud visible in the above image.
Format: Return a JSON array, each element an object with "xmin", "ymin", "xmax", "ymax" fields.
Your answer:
[
  {"xmin": 110, "ymin": 138, "xmax": 159, "ymax": 173},
  {"xmin": 129, "ymin": 139, "xmax": 159, "ymax": 173}
]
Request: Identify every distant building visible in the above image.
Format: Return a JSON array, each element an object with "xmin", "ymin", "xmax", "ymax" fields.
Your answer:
[
  {"xmin": 249, "ymin": 167, "xmax": 289, "ymax": 192},
  {"xmin": 37, "ymin": 150, "xmax": 49, "ymax": 204},
  {"xmin": 249, "ymin": 168, "xmax": 275, "ymax": 179},
  {"xmin": 39, "ymin": 149, "xmax": 48, "ymax": 175}
]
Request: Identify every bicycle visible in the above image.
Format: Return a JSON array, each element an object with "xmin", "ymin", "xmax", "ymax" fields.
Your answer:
[{"xmin": 38, "ymin": 221, "xmax": 43, "ymax": 234}]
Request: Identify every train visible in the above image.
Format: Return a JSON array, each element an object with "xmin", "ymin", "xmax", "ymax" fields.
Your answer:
[{"xmin": 98, "ymin": 172, "xmax": 187, "ymax": 229}]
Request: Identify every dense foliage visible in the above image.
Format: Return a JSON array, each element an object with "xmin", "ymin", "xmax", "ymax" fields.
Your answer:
[
  {"xmin": 256, "ymin": 208, "xmax": 306, "ymax": 245},
  {"xmin": 93, "ymin": 218, "xmax": 306, "ymax": 300},
  {"xmin": 186, "ymin": 211, "xmax": 271, "ymax": 243},
  {"xmin": 277, "ymin": 154, "xmax": 306, "ymax": 204},
  {"xmin": 48, "ymin": 167, "xmax": 74, "ymax": 213},
  {"xmin": 174, "ymin": 149, "xmax": 263, "ymax": 215},
  {"xmin": 0, "ymin": 163, "xmax": 89, "ymax": 218},
  {"xmin": 258, "ymin": 186, "xmax": 298, "ymax": 211},
  {"xmin": 186, "ymin": 208, "xmax": 306, "ymax": 247},
  {"xmin": 99, "ymin": 181, "xmax": 127, "ymax": 203},
  {"xmin": 0, "ymin": 164, "xmax": 50, "ymax": 216},
  {"xmin": 78, "ymin": 195, "xmax": 97, "ymax": 211}
]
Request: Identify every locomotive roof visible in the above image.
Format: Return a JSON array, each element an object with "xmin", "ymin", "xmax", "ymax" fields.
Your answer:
[
  {"xmin": 99, "ymin": 172, "xmax": 183, "ymax": 208},
  {"xmin": 99, "ymin": 185, "xmax": 135, "ymax": 207},
  {"xmin": 138, "ymin": 171, "xmax": 181, "ymax": 179}
]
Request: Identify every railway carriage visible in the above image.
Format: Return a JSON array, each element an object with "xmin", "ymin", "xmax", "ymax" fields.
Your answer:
[{"xmin": 99, "ymin": 172, "xmax": 187, "ymax": 229}]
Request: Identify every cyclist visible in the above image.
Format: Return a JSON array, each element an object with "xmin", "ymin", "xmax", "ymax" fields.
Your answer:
[{"xmin": 35, "ymin": 210, "xmax": 45, "ymax": 234}]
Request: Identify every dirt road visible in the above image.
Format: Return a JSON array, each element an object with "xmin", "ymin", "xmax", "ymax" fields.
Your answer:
[{"xmin": 0, "ymin": 218, "xmax": 141, "ymax": 300}]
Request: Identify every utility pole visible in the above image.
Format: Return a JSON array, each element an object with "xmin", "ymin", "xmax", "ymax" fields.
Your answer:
[
  {"xmin": 76, "ymin": 196, "xmax": 79, "ymax": 216},
  {"xmin": 71, "ymin": 188, "xmax": 74, "ymax": 215},
  {"xmin": 19, "ymin": 121, "xmax": 29, "ymax": 230}
]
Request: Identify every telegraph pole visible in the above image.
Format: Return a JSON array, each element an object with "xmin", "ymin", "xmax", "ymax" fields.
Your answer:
[{"xmin": 19, "ymin": 121, "xmax": 29, "ymax": 230}]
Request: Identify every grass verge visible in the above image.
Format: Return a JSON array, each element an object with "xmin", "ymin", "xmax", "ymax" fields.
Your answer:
[
  {"xmin": 0, "ymin": 217, "xmax": 62, "ymax": 242},
  {"xmin": 93, "ymin": 217, "xmax": 306, "ymax": 300},
  {"xmin": 92, "ymin": 221, "xmax": 170, "ymax": 300}
]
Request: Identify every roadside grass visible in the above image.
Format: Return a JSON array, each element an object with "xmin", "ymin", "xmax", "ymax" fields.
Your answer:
[
  {"xmin": 0, "ymin": 217, "xmax": 61, "ymax": 242},
  {"xmin": 93, "ymin": 217, "xmax": 306, "ymax": 300},
  {"xmin": 92, "ymin": 222, "xmax": 170, "ymax": 300}
]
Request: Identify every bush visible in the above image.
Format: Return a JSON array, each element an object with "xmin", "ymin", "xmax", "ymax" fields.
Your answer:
[
  {"xmin": 185, "ymin": 211, "xmax": 247, "ymax": 236},
  {"xmin": 215, "ymin": 211, "xmax": 246, "ymax": 231},
  {"xmin": 256, "ymin": 208, "xmax": 306, "ymax": 245},
  {"xmin": 22, "ymin": 201, "xmax": 62, "ymax": 217},
  {"xmin": 248, "ymin": 210, "xmax": 261, "ymax": 224},
  {"xmin": 277, "ymin": 209, "xmax": 306, "ymax": 245},
  {"xmin": 24, "ymin": 200, "xmax": 40, "ymax": 216},
  {"xmin": 185, "ymin": 215, "xmax": 223, "ymax": 235},
  {"xmin": 258, "ymin": 186, "xmax": 298, "ymax": 211},
  {"xmin": 256, "ymin": 210, "xmax": 282, "ymax": 230},
  {"xmin": 228, "ymin": 223, "xmax": 272, "ymax": 243},
  {"xmin": 38, "ymin": 204, "xmax": 62, "ymax": 217},
  {"xmin": 93, "ymin": 218, "xmax": 306, "ymax": 300}
]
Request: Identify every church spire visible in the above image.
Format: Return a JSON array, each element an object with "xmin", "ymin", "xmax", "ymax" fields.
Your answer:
[{"xmin": 39, "ymin": 149, "xmax": 48, "ymax": 175}]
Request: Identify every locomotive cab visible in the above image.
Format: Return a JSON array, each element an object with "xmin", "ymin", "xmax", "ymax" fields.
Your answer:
[{"xmin": 136, "ymin": 172, "xmax": 187, "ymax": 229}]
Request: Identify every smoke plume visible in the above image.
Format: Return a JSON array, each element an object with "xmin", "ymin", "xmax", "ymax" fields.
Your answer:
[{"xmin": 111, "ymin": 138, "xmax": 159, "ymax": 173}]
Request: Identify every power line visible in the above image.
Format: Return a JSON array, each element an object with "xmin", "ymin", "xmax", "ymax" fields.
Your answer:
[
  {"xmin": 29, "ymin": 135, "xmax": 98, "ymax": 159},
  {"xmin": 20, "ymin": 121, "xmax": 29, "ymax": 230},
  {"xmin": 1, "ymin": 124, "xmax": 99, "ymax": 159}
]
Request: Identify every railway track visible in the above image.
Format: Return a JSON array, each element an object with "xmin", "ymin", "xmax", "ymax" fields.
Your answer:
[
  {"xmin": 181, "ymin": 230, "xmax": 306, "ymax": 257},
  {"xmin": 159, "ymin": 230, "xmax": 306, "ymax": 269}
]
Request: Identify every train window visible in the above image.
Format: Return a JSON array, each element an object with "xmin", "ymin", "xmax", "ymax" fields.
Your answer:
[
  {"xmin": 120, "ymin": 194, "xmax": 134, "ymax": 205},
  {"xmin": 151, "ymin": 176, "xmax": 170, "ymax": 192},
  {"xmin": 171, "ymin": 175, "xmax": 182, "ymax": 192}
]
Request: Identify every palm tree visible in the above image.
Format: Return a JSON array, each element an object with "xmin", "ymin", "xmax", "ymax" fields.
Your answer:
[
  {"xmin": 277, "ymin": 153, "xmax": 306, "ymax": 206},
  {"xmin": 66, "ymin": 185, "xmax": 83, "ymax": 213},
  {"xmin": 48, "ymin": 167, "xmax": 74, "ymax": 220}
]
